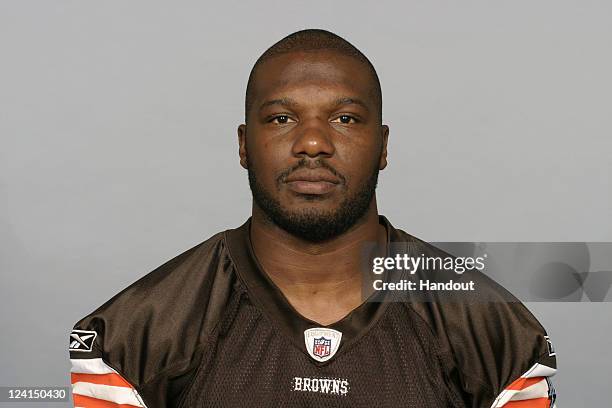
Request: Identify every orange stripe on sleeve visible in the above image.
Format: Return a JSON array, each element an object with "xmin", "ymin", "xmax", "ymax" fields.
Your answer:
[
  {"xmin": 71, "ymin": 373, "xmax": 134, "ymax": 388},
  {"xmin": 506, "ymin": 376, "xmax": 546, "ymax": 391},
  {"xmin": 72, "ymin": 393, "xmax": 142, "ymax": 408},
  {"xmin": 503, "ymin": 397, "xmax": 551, "ymax": 407}
]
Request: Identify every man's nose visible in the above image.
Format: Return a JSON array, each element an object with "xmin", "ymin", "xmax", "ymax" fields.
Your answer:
[{"xmin": 291, "ymin": 119, "xmax": 335, "ymax": 158}]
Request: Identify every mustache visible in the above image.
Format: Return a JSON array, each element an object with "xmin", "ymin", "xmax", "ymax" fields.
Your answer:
[{"xmin": 277, "ymin": 158, "xmax": 346, "ymax": 185}]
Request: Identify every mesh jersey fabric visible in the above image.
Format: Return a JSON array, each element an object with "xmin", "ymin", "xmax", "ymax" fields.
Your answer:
[{"xmin": 68, "ymin": 216, "xmax": 557, "ymax": 408}]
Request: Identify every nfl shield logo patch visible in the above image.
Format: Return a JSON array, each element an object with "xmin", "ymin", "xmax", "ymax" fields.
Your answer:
[
  {"xmin": 304, "ymin": 328, "xmax": 342, "ymax": 362},
  {"xmin": 313, "ymin": 337, "xmax": 332, "ymax": 358}
]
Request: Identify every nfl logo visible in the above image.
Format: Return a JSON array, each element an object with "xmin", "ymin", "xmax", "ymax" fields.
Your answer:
[
  {"xmin": 304, "ymin": 328, "xmax": 342, "ymax": 362},
  {"xmin": 312, "ymin": 336, "xmax": 332, "ymax": 358}
]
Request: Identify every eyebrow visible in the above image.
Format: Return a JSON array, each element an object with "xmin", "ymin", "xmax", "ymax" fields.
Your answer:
[
  {"xmin": 259, "ymin": 97, "xmax": 299, "ymax": 111},
  {"xmin": 258, "ymin": 96, "xmax": 370, "ymax": 112},
  {"xmin": 334, "ymin": 97, "xmax": 370, "ymax": 111}
]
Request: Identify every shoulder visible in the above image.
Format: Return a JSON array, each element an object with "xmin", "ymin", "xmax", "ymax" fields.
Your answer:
[
  {"xmin": 390, "ymin": 224, "xmax": 557, "ymax": 406},
  {"xmin": 69, "ymin": 229, "xmax": 240, "ymax": 405},
  {"xmin": 73, "ymin": 230, "xmax": 229, "ymax": 347}
]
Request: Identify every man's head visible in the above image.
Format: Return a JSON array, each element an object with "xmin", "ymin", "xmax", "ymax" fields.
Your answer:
[{"xmin": 238, "ymin": 29, "xmax": 389, "ymax": 242}]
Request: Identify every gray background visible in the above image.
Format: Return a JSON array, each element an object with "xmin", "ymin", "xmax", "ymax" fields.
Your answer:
[{"xmin": 1, "ymin": 1, "xmax": 611, "ymax": 406}]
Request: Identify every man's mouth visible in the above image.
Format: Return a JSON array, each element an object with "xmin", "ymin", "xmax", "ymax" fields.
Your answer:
[
  {"xmin": 283, "ymin": 170, "xmax": 341, "ymax": 195},
  {"xmin": 285, "ymin": 180, "xmax": 339, "ymax": 195}
]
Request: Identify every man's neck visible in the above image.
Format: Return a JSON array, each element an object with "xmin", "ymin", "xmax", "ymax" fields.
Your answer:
[{"xmin": 250, "ymin": 201, "xmax": 386, "ymax": 325}]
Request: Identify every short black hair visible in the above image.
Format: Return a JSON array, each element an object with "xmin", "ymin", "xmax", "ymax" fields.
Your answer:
[{"xmin": 245, "ymin": 29, "xmax": 382, "ymax": 124}]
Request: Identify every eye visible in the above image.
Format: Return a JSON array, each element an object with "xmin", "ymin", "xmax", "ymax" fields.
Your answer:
[
  {"xmin": 269, "ymin": 115, "xmax": 296, "ymax": 124},
  {"xmin": 331, "ymin": 115, "xmax": 358, "ymax": 124}
]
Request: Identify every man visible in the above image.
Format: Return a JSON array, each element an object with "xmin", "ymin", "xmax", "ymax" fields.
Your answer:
[{"xmin": 68, "ymin": 29, "xmax": 557, "ymax": 407}]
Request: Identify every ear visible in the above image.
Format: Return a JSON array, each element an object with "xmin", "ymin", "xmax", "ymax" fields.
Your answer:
[
  {"xmin": 238, "ymin": 124, "xmax": 248, "ymax": 169},
  {"xmin": 379, "ymin": 124, "xmax": 389, "ymax": 170}
]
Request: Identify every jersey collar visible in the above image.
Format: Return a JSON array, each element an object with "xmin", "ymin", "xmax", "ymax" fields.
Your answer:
[{"xmin": 224, "ymin": 215, "xmax": 403, "ymax": 363}]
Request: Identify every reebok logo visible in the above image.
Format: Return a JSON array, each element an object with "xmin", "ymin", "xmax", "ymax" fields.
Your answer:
[{"xmin": 69, "ymin": 329, "xmax": 97, "ymax": 352}]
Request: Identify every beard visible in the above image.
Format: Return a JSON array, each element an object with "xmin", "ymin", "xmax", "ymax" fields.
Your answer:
[{"xmin": 248, "ymin": 157, "xmax": 380, "ymax": 243}]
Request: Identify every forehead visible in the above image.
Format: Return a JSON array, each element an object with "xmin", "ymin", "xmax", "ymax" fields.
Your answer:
[{"xmin": 252, "ymin": 50, "xmax": 376, "ymax": 104}]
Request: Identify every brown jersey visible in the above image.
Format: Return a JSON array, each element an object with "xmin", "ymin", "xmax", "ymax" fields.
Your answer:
[{"xmin": 68, "ymin": 216, "xmax": 557, "ymax": 407}]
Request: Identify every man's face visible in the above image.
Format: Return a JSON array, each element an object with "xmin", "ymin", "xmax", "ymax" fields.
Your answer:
[{"xmin": 238, "ymin": 50, "xmax": 389, "ymax": 242}]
